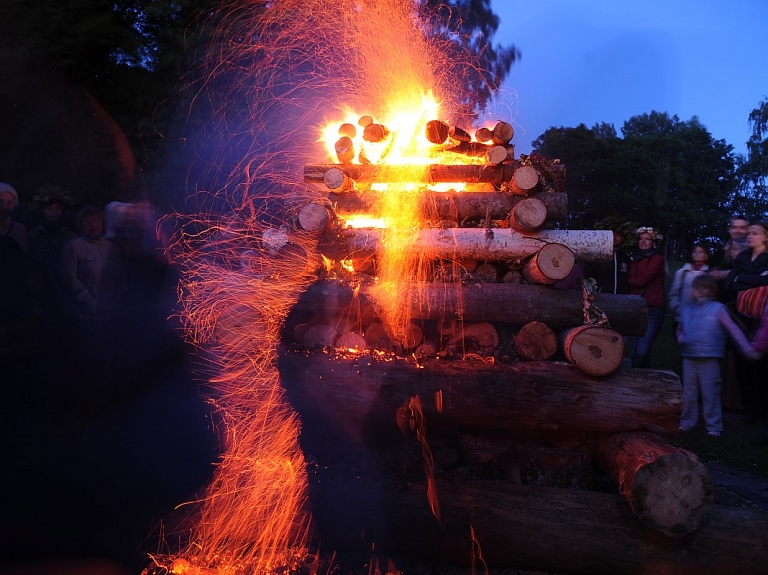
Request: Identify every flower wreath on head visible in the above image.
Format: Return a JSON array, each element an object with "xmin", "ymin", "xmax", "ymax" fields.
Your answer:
[{"xmin": 636, "ymin": 227, "xmax": 663, "ymax": 242}]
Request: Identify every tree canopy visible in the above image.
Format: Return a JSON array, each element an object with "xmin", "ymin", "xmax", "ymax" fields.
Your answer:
[
  {"xmin": 533, "ymin": 111, "xmax": 739, "ymax": 258},
  {"xmin": 0, "ymin": 0, "xmax": 516, "ymax": 207},
  {"xmin": 732, "ymin": 98, "xmax": 768, "ymax": 221},
  {"xmin": 422, "ymin": 0, "xmax": 519, "ymax": 116}
]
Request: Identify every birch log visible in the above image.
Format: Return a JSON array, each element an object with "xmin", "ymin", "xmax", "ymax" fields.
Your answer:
[
  {"xmin": 331, "ymin": 189, "xmax": 568, "ymax": 222},
  {"xmin": 333, "ymin": 228, "xmax": 613, "ymax": 263},
  {"xmin": 305, "ymin": 163, "xmax": 522, "ymax": 186}
]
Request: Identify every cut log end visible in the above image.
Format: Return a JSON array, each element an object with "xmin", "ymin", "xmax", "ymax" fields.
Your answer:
[
  {"xmin": 492, "ymin": 121, "xmax": 515, "ymax": 145},
  {"xmin": 513, "ymin": 165, "xmax": 539, "ymax": 191},
  {"xmin": 363, "ymin": 123, "xmax": 390, "ymax": 142},
  {"xmin": 335, "ymin": 136, "xmax": 355, "ymax": 163},
  {"xmin": 486, "ymin": 145, "xmax": 509, "ymax": 166},
  {"xmin": 561, "ymin": 325, "xmax": 624, "ymax": 377},
  {"xmin": 449, "ymin": 125, "xmax": 471, "ymax": 143},
  {"xmin": 338, "ymin": 123, "xmax": 357, "ymax": 138},
  {"xmin": 516, "ymin": 321, "xmax": 558, "ymax": 361},
  {"xmin": 510, "ymin": 197, "xmax": 547, "ymax": 232},
  {"xmin": 594, "ymin": 431, "xmax": 714, "ymax": 538},
  {"xmin": 523, "ymin": 243, "xmax": 575, "ymax": 285},
  {"xmin": 298, "ymin": 202, "xmax": 330, "ymax": 233},
  {"xmin": 475, "ymin": 127, "xmax": 493, "ymax": 142},
  {"xmin": 426, "ymin": 120, "xmax": 449, "ymax": 144},
  {"xmin": 323, "ymin": 167, "xmax": 349, "ymax": 190},
  {"xmin": 633, "ymin": 453, "xmax": 714, "ymax": 537}
]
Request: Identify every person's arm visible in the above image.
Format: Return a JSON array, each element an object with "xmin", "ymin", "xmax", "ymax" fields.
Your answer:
[
  {"xmin": 752, "ymin": 311, "xmax": 768, "ymax": 354},
  {"xmin": 627, "ymin": 255, "xmax": 665, "ymax": 289},
  {"xmin": 730, "ymin": 270, "xmax": 768, "ymax": 289},
  {"xmin": 667, "ymin": 269, "xmax": 684, "ymax": 316},
  {"xmin": 675, "ymin": 318, "xmax": 685, "ymax": 344},
  {"xmin": 718, "ymin": 308, "xmax": 762, "ymax": 359},
  {"xmin": 724, "ymin": 254, "xmax": 748, "ymax": 291}
]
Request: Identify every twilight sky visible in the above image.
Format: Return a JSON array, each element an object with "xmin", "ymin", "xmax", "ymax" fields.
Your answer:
[{"xmin": 486, "ymin": 0, "xmax": 768, "ymax": 156}]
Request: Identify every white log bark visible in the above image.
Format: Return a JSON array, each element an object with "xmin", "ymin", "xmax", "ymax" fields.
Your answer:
[{"xmin": 338, "ymin": 228, "xmax": 613, "ymax": 263}]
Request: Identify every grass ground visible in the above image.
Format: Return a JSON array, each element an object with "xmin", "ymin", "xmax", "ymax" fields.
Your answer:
[{"xmin": 640, "ymin": 260, "xmax": 768, "ymax": 479}]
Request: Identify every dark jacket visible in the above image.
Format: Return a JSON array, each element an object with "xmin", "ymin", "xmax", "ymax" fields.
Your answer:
[
  {"xmin": 724, "ymin": 250, "xmax": 768, "ymax": 294},
  {"xmin": 584, "ymin": 250, "xmax": 630, "ymax": 294}
]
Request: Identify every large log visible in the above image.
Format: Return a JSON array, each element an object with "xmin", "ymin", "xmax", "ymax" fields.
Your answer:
[
  {"xmin": 333, "ymin": 227, "xmax": 613, "ymax": 263},
  {"xmin": 560, "ymin": 324, "xmax": 625, "ymax": 377},
  {"xmin": 307, "ymin": 471, "xmax": 768, "ymax": 575},
  {"xmin": 305, "ymin": 163, "xmax": 522, "ymax": 186},
  {"xmin": 331, "ymin": 189, "xmax": 568, "ymax": 221},
  {"xmin": 278, "ymin": 350, "xmax": 683, "ymax": 443},
  {"xmin": 287, "ymin": 280, "xmax": 649, "ymax": 336},
  {"xmin": 593, "ymin": 430, "xmax": 714, "ymax": 537}
]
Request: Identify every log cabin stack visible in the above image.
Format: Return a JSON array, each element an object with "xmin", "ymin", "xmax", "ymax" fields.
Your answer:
[{"xmin": 272, "ymin": 117, "xmax": 768, "ymax": 574}]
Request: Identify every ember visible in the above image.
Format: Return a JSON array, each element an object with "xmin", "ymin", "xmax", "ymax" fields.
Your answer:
[{"xmin": 149, "ymin": 0, "xmax": 768, "ymax": 574}]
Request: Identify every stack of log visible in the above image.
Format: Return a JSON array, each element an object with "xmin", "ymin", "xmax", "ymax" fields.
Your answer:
[
  {"xmin": 272, "ymin": 116, "xmax": 768, "ymax": 574},
  {"xmin": 291, "ymin": 117, "xmax": 628, "ymax": 377}
]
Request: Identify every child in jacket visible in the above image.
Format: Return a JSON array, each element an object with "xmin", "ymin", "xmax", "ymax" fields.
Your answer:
[{"xmin": 676, "ymin": 274, "xmax": 760, "ymax": 436}]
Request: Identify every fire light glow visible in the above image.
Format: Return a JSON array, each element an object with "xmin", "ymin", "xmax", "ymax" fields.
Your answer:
[{"xmin": 151, "ymin": 0, "xmax": 497, "ymax": 573}]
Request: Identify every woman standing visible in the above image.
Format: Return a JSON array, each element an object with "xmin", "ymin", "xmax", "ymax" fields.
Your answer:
[
  {"xmin": 668, "ymin": 243, "xmax": 710, "ymax": 330},
  {"xmin": 724, "ymin": 222, "xmax": 768, "ymax": 294},
  {"xmin": 725, "ymin": 221, "xmax": 768, "ymax": 423},
  {"xmin": 628, "ymin": 227, "xmax": 666, "ymax": 368}
]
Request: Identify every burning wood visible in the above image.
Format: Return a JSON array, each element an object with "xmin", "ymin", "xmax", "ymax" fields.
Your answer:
[
  {"xmin": 329, "ymin": 188, "xmax": 568, "ymax": 222},
  {"xmin": 329, "ymin": 227, "xmax": 612, "ymax": 263},
  {"xmin": 304, "ymin": 160, "xmax": 563, "ymax": 192}
]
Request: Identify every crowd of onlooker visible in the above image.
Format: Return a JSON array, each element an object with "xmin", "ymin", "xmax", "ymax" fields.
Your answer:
[
  {"xmin": 0, "ymin": 181, "xmax": 180, "ymax": 414},
  {"xmin": 3, "ymin": 180, "xmax": 768, "ymax": 443},
  {"xmin": 583, "ymin": 216, "xmax": 768, "ymax": 445}
]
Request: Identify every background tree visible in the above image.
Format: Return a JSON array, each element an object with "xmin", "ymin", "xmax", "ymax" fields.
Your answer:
[
  {"xmin": 0, "ymin": 0, "xmax": 516, "ymax": 207},
  {"xmin": 533, "ymin": 123, "xmax": 631, "ymax": 230},
  {"xmin": 533, "ymin": 112, "xmax": 737, "ymax": 259},
  {"xmin": 422, "ymin": 0, "xmax": 519, "ymax": 117},
  {"xmin": 733, "ymin": 97, "xmax": 768, "ymax": 221}
]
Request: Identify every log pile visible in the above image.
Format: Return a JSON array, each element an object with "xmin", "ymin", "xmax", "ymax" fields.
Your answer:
[{"xmin": 269, "ymin": 116, "xmax": 767, "ymax": 573}]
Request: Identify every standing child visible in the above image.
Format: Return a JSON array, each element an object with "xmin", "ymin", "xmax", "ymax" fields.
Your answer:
[{"xmin": 676, "ymin": 274, "xmax": 760, "ymax": 436}]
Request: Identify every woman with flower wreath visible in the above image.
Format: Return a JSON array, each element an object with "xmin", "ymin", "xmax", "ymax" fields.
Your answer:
[{"xmin": 627, "ymin": 226, "xmax": 666, "ymax": 368}]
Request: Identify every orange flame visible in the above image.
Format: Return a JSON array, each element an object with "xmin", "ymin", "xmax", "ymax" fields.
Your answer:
[
  {"xmin": 406, "ymin": 395, "xmax": 440, "ymax": 523},
  {"xmin": 158, "ymin": 0, "xmax": 495, "ymax": 572}
]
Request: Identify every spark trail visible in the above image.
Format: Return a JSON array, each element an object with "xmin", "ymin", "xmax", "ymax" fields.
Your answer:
[{"xmin": 151, "ymin": 1, "xmax": 495, "ymax": 573}]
